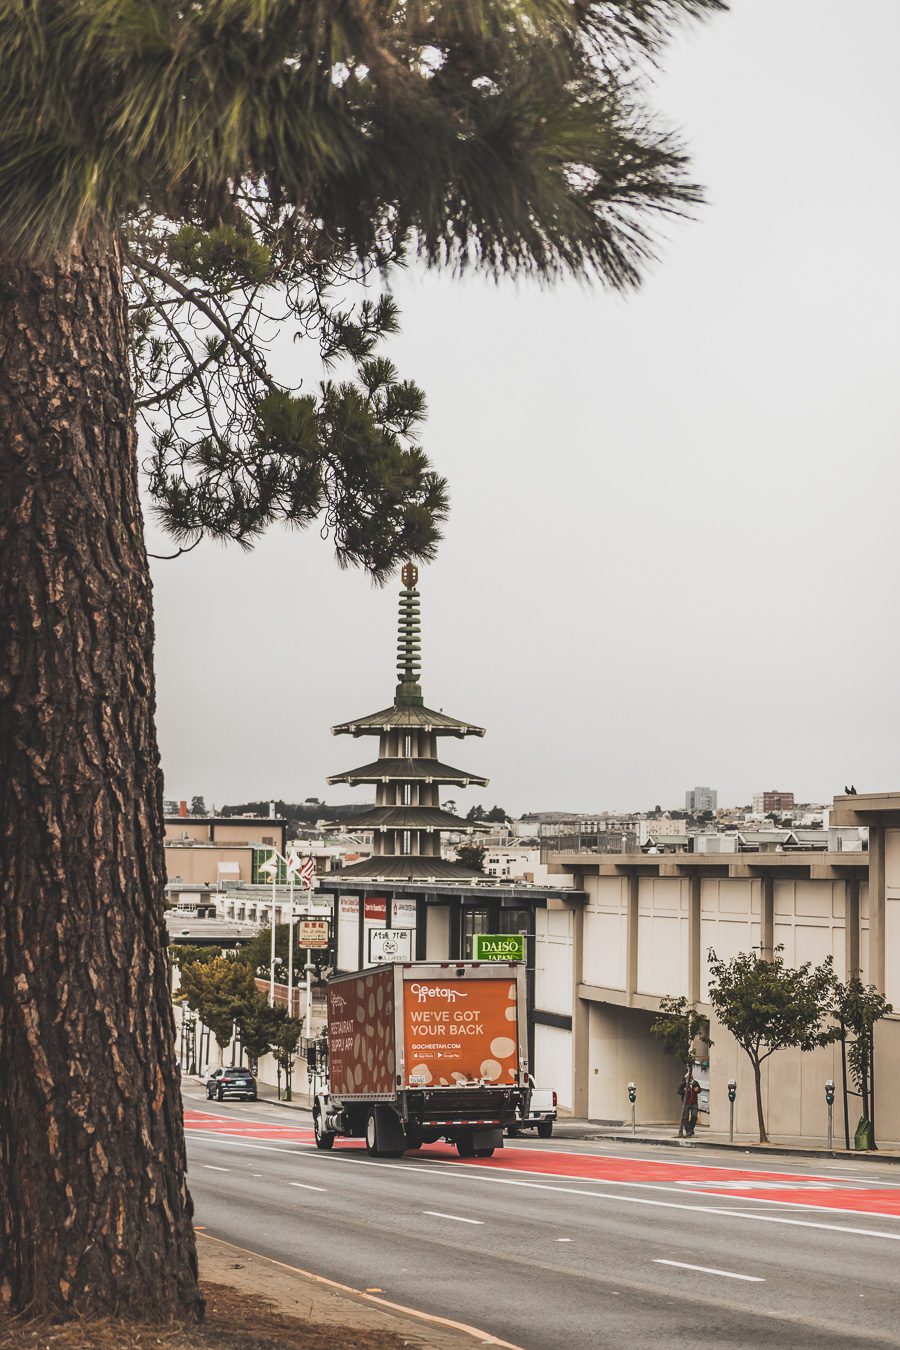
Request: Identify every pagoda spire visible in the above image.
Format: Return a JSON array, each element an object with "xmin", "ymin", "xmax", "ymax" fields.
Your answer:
[
  {"xmin": 326, "ymin": 564, "xmax": 489, "ymax": 880},
  {"xmin": 395, "ymin": 562, "xmax": 423, "ymax": 707}
]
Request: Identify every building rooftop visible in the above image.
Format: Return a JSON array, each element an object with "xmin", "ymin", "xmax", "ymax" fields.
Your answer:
[
  {"xmin": 327, "ymin": 756, "xmax": 488, "ymax": 787},
  {"xmin": 331, "ymin": 703, "xmax": 485, "ymax": 738},
  {"xmin": 331, "ymin": 855, "xmax": 483, "ymax": 882}
]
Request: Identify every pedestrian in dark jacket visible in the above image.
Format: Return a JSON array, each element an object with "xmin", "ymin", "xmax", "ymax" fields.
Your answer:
[{"xmin": 678, "ymin": 1075, "xmax": 700, "ymax": 1136}]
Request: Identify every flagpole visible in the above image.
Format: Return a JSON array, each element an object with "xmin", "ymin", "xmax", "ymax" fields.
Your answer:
[
  {"xmin": 287, "ymin": 867, "xmax": 295, "ymax": 1021},
  {"xmin": 304, "ymin": 850, "xmax": 314, "ymax": 1039},
  {"xmin": 269, "ymin": 860, "xmax": 277, "ymax": 1008}
]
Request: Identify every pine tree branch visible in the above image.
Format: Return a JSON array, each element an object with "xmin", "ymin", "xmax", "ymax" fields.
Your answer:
[{"xmin": 127, "ymin": 249, "xmax": 280, "ymax": 396}]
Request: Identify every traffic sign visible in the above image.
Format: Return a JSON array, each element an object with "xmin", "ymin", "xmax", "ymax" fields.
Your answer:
[{"xmin": 474, "ymin": 933, "xmax": 525, "ymax": 961}]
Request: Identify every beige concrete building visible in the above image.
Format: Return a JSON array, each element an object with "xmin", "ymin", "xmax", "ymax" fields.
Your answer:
[
  {"xmin": 164, "ymin": 814, "xmax": 287, "ymax": 886},
  {"xmin": 535, "ymin": 792, "xmax": 900, "ymax": 1143}
]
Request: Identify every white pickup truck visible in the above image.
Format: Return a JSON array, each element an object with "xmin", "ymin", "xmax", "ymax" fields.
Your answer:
[{"xmin": 508, "ymin": 1076, "xmax": 557, "ymax": 1139}]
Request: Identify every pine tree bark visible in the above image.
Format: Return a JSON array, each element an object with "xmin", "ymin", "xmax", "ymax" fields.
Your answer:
[{"xmin": 0, "ymin": 238, "xmax": 203, "ymax": 1320}]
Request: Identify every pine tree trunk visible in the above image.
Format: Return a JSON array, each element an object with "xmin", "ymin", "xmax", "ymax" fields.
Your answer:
[{"xmin": 0, "ymin": 238, "xmax": 203, "ymax": 1321}]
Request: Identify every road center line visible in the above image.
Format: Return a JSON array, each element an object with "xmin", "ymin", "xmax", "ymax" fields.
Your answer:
[
  {"xmin": 654, "ymin": 1259, "xmax": 764, "ymax": 1283},
  {"xmin": 289, "ymin": 1181, "xmax": 328, "ymax": 1192},
  {"xmin": 423, "ymin": 1211, "xmax": 484, "ymax": 1225},
  {"xmin": 202, "ymin": 1165, "xmax": 230, "ymax": 1172}
]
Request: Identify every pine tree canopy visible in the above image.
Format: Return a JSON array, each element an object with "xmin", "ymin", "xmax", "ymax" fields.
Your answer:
[{"xmin": 0, "ymin": 0, "xmax": 725, "ymax": 576}]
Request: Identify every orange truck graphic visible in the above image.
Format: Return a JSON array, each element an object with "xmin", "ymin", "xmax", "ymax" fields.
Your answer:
[{"xmin": 316, "ymin": 961, "xmax": 528, "ymax": 1159}]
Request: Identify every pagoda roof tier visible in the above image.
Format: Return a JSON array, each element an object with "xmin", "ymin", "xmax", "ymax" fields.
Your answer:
[
  {"xmin": 329, "ymin": 806, "xmax": 485, "ymax": 832},
  {"xmin": 332, "ymin": 703, "xmax": 485, "ymax": 738},
  {"xmin": 327, "ymin": 757, "xmax": 488, "ymax": 788},
  {"xmin": 333, "ymin": 855, "xmax": 482, "ymax": 882}
]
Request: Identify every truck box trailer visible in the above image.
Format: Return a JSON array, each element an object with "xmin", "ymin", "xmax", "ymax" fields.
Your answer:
[{"xmin": 312, "ymin": 961, "xmax": 528, "ymax": 1158}]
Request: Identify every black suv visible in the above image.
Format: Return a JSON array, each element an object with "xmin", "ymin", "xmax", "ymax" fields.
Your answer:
[{"xmin": 206, "ymin": 1066, "xmax": 257, "ymax": 1101}]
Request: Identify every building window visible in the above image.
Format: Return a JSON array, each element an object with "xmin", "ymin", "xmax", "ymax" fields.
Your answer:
[{"xmin": 462, "ymin": 908, "xmax": 489, "ymax": 958}]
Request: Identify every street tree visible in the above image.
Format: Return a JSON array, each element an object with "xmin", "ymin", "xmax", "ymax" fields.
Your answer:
[
  {"xmin": 168, "ymin": 943, "xmax": 223, "ymax": 970},
  {"xmin": 189, "ymin": 796, "xmax": 207, "ymax": 817},
  {"xmin": 649, "ymin": 995, "xmax": 711, "ymax": 1137},
  {"xmin": 178, "ymin": 959, "xmax": 257, "ymax": 1059},
  {"xmin": 0, "ymin": 0, "xmax": 725, "ymax": 1323},
  {"xmin": 268, "ymin": 1007, "xmax": 305, "ymax": 1100},
  {"xmin": 234, "ymin": 991, "xmax": 281, "ymax": 1067},
  {"xmin": 233, "ymin": 923, "xmax": 293, "ymax": 984},
  {"xmin": 833, "ymin": 975, "xmax": 893, "ymax": 1148},
  {"xmin": 706, "ymin": 947, "xmax": 835, "ymax": 1143}
]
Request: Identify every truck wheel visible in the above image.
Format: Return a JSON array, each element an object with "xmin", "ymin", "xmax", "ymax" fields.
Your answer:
[
  {"xmin": 473, "ymin": 1147, "xmax": 495, "ymax": 1158},
  {"xmin": 404, "ymin": 1129, "xmax": 422, "ymax": 1151},
  {"xmin": 456, "ymin": 1133, "xmax": 475, "ymax": 1158},
  {"xmin": 365, "ymin": 1110, "xmax": 382, "ymax": 1157},
  {"xmin": 537, "ymin": 1121, "xmax": 554, "ymax": 1139},
  {"xmin": 313, "ymin": 1110, "xmax": 334, "ymax": 1151}
]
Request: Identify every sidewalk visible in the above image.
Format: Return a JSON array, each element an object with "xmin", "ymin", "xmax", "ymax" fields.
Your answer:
[
  {"xmin": 210, "ymin": 1080, "xmax": 900, "ymax": 1164},
  {"xmin": 550, "ymin": 1116, "xmax": 900, "ymax": 1162}
]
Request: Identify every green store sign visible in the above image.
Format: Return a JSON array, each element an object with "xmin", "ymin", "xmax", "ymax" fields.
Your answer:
[{"xmin": 474, "ymin": 933, "xmax": 525, "ymax": 961}]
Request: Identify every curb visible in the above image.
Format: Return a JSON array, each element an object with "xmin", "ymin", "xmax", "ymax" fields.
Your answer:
[{"xmin": 198, "ymin": 1229, "xmax": 524, "ymax": 1349}]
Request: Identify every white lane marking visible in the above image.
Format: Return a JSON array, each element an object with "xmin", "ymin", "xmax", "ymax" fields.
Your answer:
[
  {"xmin": 186, "ymin": 1139, "xmax": 900, "ymax": 1241},
  {"xmin": 290, "ymin": 1181, "xmax": 328, "ymax": 1192},
  {"xmin": 423, "ymin": 1211, "xmax": 484, "ymax": 1225},
  {"xmin": 202, "ymin": 1164, "xmax": 230, "ymax": 1172},
  {"xmin": 654, "ymin": 1259, "xmax": 764, "ymax": 1283},
  {"xmin": 556, "ymin": 1238, "xmax": 573, "ymax": 1243}
]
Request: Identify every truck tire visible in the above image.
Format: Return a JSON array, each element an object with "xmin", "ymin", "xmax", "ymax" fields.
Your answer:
[
  {"xmin": 404, "ymin": 1128, "xmax": 422, "ymax": 1151},
  {"xmin": 314, "ymin": 1110, "xmax": 335, "ymax": 1151},
  {"xmin": 456, "ymin": 1133, "xmax": 475, "ymax": 1158},
  {"xmin": 537, "ymin": 1121, "xmax": 553, "ymax": 1139},
  {"xmin": 474, "ymin": 1147, "xmax": 495, "ymax": 1158},
  {"xmin": 366, "ymin": 1109, "xmax": 382, "ymax": 1157}
]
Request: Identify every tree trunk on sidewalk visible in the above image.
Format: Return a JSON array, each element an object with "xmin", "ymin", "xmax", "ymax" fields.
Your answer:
[
  {"xmin": 0, "ymin": 238, "xmax": 203, "ymax": 1321},
  {"xmin": 751, "ymin": 1059, "xmax": 768, "ymax": 1143}
]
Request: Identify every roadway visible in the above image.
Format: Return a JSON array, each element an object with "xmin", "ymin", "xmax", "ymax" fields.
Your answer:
[{"xmin": 182, "ymin": 1083, "xmax": 900, "ymax": 1349}]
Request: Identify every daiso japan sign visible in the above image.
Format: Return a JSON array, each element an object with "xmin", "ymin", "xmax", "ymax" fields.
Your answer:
[{"xmin": 473, "ymin": 933, "xmax": 525, "ymax": 961}]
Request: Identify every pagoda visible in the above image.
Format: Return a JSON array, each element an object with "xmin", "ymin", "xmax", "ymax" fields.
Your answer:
[{"xmin": 327, "ymin": 564, "xmax": 487, "ymax": 881}]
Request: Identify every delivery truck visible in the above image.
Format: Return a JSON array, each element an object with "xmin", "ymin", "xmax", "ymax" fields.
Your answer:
[{"xmin": 311, "ymin": 960, "xmax": 529, "ymax": 1158}]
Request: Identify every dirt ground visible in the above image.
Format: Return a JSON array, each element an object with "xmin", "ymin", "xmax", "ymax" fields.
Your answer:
[{"xmin": 0, "ymin": 1232, "xmax": 516, "ymax": 1350}]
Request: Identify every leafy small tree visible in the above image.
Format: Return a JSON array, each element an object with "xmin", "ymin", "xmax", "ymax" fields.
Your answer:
[
  {"xmin": 179, "ymin": 959, "xmax": 256, "ymax": 1060},
  {"xmin": 269, "ymin": 1008, "xmax": 305, "ymax": 1101},
  {"xmin": 650, "ymin": 996, "xmax": 711, "ymax": 1137},
  {"xmin": 235, "ymin": 991, "xmax": 280, "ymax": 1067},
  {"xmin": 707, "ymin": 947, "xmax": 835, "ymax": 1143},
  {"xmin": 456, "ymin": 844, "xmax": 487, "ymax": 873},
  {"xmin": 189, "ymin": 795, "xmax": 207, "ymax": 816},
  {"xmin": 833, "ymin": 975, "xmax": 892, "ymax": 1147},
  {"xmin": 233, "ymin": 923, "xmax": 293, "ymax": 983},
  {"xmin": 168, "ymin": 942, "xmax": 223, "ymax": 970}
]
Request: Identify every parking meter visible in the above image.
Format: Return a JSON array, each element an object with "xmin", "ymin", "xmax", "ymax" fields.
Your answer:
[
  {"xmin": 727, "ymin": 1078, "xmax": 736, "ymax": 1141},
  {"xmin": 727, "ymin": 1079, "xmax": 737, "ymax": 1102},
  {"xmin": 627, "ymin": 1081, "xmax": 636, "ymax": 1104},
  {"xmin": 825, "ymin": 1078, "xmax": 835, "ymax": 1150}
]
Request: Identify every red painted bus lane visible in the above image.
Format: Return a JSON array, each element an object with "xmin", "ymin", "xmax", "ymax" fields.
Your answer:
[
  {"xmin": 183, "ymin": 1111, "xmax": 900, "ymax": 1220},
  {"xmin": 433, "ymin": 1146, "xmax": 900, "ymax": 1219}
]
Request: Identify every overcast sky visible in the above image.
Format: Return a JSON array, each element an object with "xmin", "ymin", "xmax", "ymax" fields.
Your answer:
[{"xmin": 148, "ymin": 0, "xmax": 900, "ymax": 817}]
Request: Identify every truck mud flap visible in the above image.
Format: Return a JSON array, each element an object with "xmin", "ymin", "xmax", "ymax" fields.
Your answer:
[
  {"xmin": 373, "ymin": 1104, "xmax": 407, "ymax": 1155},
  {"xmin": 473, "ymin": 1128, "xmax": 503, "ymax": 1152}
]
